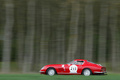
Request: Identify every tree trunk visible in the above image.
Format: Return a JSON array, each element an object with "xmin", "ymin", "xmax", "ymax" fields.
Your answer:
[
  {"xmin": 84, "ymin": 0, "xmax": 94, "ymax": 61},
  {"xmin": 49, "ymin": 6, "xmax": 57, "ymax": 64},
  {"xmin": 23, "ymin": 0, "xmax": 35, "ymax": 73},
  {"xmin": 49, "ymin": 27, "xmax": 56, "ymax": 64},
  {"xmin": 33, "ymin": 0, "xmax": 42, "ymax": 71},
  {"xmin": 109, "ymin": 6, "xmax": 119, "ymax": 71},
  {"xmin": 56, "ymin": 2, "xmax": 68, "ymax": 63},
  {"xmin": 0, "ymin": 1, "xmax": 4, "ymax": 41},
  {"xmin": 40, "ymin": 1, "xmax": 50, "ymax": 67},
  {"xmin": 67, "ymin": 0, "xmax": 80, "ymax": 62},
  {"xmin": 98, "ymin": 3, "xmax": 108, "ymax": 66},
  {"xmin": 16, "ymin": 0, "xmax": 26, "ymax": 70},
  {"xmin": 1, "ymin": 0, "xmax": 14, "ymax": 73},
  {"xmin": 75, "ymin": 1, "xmax": 85, "ymax": 59}
]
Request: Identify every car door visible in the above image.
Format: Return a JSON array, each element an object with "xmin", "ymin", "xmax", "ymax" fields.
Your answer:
[
  {"xmin": 59, "ymin": 64, "xmax": 71, "ymax": 74},
  {"xmin": 62, "ymin": 61, "xmax": 83, "ymax": 74}
]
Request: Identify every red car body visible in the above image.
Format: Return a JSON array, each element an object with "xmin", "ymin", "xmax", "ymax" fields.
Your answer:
[{"xmin": 40, "ymin": 59, "xmax": 106, "ymax": 75}]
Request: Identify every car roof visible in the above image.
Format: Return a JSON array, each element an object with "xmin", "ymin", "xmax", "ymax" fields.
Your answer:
[{"xmin": 74, "ymin": 59, "xmax": 87, "ymax": 61}]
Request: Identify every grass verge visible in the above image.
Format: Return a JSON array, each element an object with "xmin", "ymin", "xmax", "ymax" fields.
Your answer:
[{"xmin": 0, "ymin": 73, "xmax": 120, "ymax": 80}]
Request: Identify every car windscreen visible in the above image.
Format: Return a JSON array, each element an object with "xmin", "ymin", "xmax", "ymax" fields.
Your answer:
[
  {"xmin": 67, "ymin": 60, "xmax": 74, "ymax": 64},
  {"xmin": 87, "ymin": 61, "xmax": 96, "ymax": 64}
]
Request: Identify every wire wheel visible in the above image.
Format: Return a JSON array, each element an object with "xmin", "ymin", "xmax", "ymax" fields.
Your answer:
[
  {"xmin": 83, "ymin": 69, "xmax": 91, "ymax": 76},
  {"xmin": 47, "ymin": 69, "xmax": 55, "ymax": 76}
]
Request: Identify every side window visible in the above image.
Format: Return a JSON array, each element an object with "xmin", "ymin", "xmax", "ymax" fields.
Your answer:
[
  {"xmin": 76, "ymin": 61, "xmax": 84, "ymax": 65},
  {"xmin": 73, "ymin": 61, "xmax": 77, "ymax": 64},
  {"xmin": 70, "ymin": 61, "xmax": 84, "ymax": 65}
]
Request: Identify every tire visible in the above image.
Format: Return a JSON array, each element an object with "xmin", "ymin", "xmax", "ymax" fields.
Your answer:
[
  {"xmin": 46, "ymin": 68, "xmax": 56, "ymax": 76},
  {"xmin": 82, "ymin": 69, "xmax": 92, "ymax": 76}
]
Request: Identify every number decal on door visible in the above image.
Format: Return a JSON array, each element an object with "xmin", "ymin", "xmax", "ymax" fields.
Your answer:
[{"xmin": 69, "ymin": 65, "xmax": 78, "ymax": 73}]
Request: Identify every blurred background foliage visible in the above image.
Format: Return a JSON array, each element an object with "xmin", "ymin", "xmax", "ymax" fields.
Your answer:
[{"xmin": 0, "ymin": 0, "xmax": 120, "ymax": 73}]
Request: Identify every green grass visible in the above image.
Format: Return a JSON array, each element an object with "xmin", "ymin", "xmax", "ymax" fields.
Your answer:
[{"xmin": 0, "ymin": 73, "xmax": 120, "ymax": 80}]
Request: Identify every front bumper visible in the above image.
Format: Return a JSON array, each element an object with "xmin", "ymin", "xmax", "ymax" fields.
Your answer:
[{"xmin": 39, "ymin": 70, "xmax": 46, "ymax": 74}]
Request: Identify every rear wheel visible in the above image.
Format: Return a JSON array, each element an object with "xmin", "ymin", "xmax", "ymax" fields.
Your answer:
[
  {"xmin": 46, "ymin": 68, "xmax": 56, "ymax": 76},
  {"xmin": 82, "ymin": 69, "xmax": 92, "ymax": 76}
]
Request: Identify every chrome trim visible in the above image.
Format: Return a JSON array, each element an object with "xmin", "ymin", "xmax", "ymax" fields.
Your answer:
[
  {"xmin": 94, "ymin": 71, "xmax": 107, "ymax": 73},
  {"xmin": 39, "ymin": 71, "xmax": 45, "ymax": 73}
]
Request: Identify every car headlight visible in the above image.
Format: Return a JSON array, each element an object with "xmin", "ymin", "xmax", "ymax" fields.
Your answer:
[{"xmin": 41, "ymin": 66, "xmax": 44, "ymax": 70}]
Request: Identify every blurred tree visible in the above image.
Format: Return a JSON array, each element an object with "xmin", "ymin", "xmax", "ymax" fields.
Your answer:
[
  {"xmin": 0, "ymin": 0, "xmax": 4, "ymax": 62},
  {"xmin": 84, "ymin": 0, "xmax": 94, "ymax": 61},
  {"xmin": 0, "ymin": 0, "xmax": 5, "ymax": 40},
  {"xmin": 98, "ymin": 2, "xmax": 108, "ymax": 66},
  {"xmin": 67, "ymin": 0, "xmax": 80, "ymax": 62},
  {"xmin": 49, "ymin": 2, "xmax": 58, "ymax": 63},
  {"xmin": 40, "ymin": 0, "xmax": 50, "ymax": 66},
  {"xmin": 109, "ymin": 5, "xmax": 119, "ymax": 71},
  {"xmin": 16, "ymin": 0, "xmax": 26, "ymax": 70},
  {"xmin": 23, "ymin": 0, "xmax": 35, "ymax": 73},
  {"xmin": 56, "ymin": 1, "xmax": 68, "ymax": 63},
  {"xmin": 75, "ymin": 0, "xmax": 85, "ymax": 59},
  {"xmin": 2, "ymin": 0, "xmax": 14, "ymax": 73},
  {"xmin": 33, "ymin": 0, "xmax": 42, "ymax": 71},
  {"xmin": 0, "ymin": 0, "xmax": 120, "ymax": 72}
]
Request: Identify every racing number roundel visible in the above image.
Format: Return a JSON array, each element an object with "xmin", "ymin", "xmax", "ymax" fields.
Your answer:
[{"xmin": 69, "ymin": 65, "xmax": 78, "ymax": 73}]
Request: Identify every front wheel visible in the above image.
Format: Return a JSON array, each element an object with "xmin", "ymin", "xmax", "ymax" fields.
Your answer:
[
  {"xmin": 46, "ymin": 68, "xmax": 56, "ymax": 76},
  {"xmin": 82, "ymin": 69, "xmax": 92, "ymax": 76}
]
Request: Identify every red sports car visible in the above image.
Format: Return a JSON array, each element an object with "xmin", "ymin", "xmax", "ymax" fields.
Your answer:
[{"xmin": 40, "ymin": 59, "xmax": 107, "ymax": 76}]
